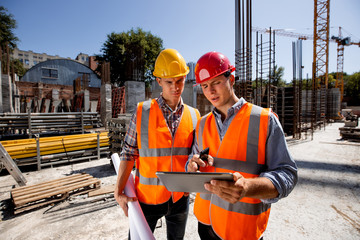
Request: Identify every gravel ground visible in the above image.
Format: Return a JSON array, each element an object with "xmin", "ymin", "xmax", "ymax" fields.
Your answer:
[{"xmin": 0, "ymin": 122, "xmax": 359, "ymax": 240}]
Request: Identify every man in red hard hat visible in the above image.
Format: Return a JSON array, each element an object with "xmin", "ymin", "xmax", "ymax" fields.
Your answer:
[{"xmin": 186, "ymin": 51, "xmax": 298, "ymax": 240}]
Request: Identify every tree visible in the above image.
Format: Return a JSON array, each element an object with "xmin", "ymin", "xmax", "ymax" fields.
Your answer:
[
  {"xmin": 273, "ymin": 65, "xmax": 286, "ymax": 87},
  {"xmin": 327, "ymin": 72, "xmax": 338, "ymax": 89},
  {"xmin": 0, "ymin": 6, "xmax": 19, "ymax": 74},
  {"xmin": 12, "ymin": 58, "xmax": 26, "ymax": 77},
  {"xmin": 344, "ymin": 72, "xmax": 360, "ymax": 105},
  {"xmin": 96, "ymin": 28, "xmax": 163, "ymax": 86},
  {"xmin": 252, "ymin": 65, "xmax": 286, "ymax": 89}
]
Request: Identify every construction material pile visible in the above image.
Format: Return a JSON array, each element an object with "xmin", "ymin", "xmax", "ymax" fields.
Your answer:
[
  {"xmin": 108, "ymin": 114, "xmax": 132, "ymax": 156},
  {"xmin": 0, "ymin": 112, "xmax": 102, "ymax": 137},
  {"xmin": 11, "ymin": 173, "xmax": 101, "ymax": 214},
  {"xmin": 1, "ymin": 132, "xmax": 109, "ymax": 168},
  {"xmin": 339, "ymin": 109, "xmax": 360, "ymax": 141}
]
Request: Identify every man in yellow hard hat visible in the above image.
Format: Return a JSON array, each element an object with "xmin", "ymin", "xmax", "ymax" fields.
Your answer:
[{"xmin": 114, "ymin": 49, "xmax": 200, "ymax": 239}]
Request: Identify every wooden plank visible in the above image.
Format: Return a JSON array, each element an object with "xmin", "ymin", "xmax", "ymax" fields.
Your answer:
[
  {"xmin": 14, "ymin": 193, "xmax": 68, "ymax": 215},
  {"xmin": 11, "ymin": 173, "xmax": 100, "ymax": 213},
  {"xmin": 13, "ymin": 178, "xmax": 99, "ymax": 204},
  {"xmin": 88, "ymin": 184, "xmax": 115, "ymax": 197},
  {"xmin": 0, "ymin": 143, "xmax": 27, "ymax": 186},
  {"xmin": 13, "ymin": 177, "xmax": 99, "ymax": 203},
  {"xmin": 13, "ymin": 179, "xmax": 100, "ymax": 206},
  {"xmin": 11, "ymin": 173, "xmax": 92, "ymax": 197}
]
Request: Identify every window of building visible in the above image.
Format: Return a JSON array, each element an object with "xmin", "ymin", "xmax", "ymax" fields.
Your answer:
[
  {"xmin": 33, "ymin": 56, "xmax": 38, "ymax": 59},
  {"xmin": 25, "ymin": 59, "xmax": 29, "ymax": 65},
  {"xmin": 19, "ymin": 59, "xmax": 23, "ymax": 63},
  {"xmin": 39, "ymin": 56, "xmax": 43, "ymax": 60},
  {"xmin": 33, "ymin": 61, "xmax": 38, "ymax": 65},
  {"xmin": 41, "ymin": 67, "xmax": 58, "ymax": 79},
  {"xmin": 18, "ymin": 53, "xmax": 23, "ymax": 57}
]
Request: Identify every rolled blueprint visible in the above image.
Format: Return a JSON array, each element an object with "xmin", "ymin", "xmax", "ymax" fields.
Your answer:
[{"xmin": 111, "ymin": 153, "xmax": 155, "ymax": 240}]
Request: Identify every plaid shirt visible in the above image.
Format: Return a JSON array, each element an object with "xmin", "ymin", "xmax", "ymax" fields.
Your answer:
[{"xmin": 119, "ymin": 94, "xmax": 184, "ymax": 161}]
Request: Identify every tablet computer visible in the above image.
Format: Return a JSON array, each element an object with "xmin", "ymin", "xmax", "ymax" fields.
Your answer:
[{"xmin": 156, "ymin": 172, "xmax": 233, "ymax": 193}]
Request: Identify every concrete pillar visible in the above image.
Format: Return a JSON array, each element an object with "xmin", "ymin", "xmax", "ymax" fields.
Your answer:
[
  {"xmin": 2, "ymin": 74, "xmax": 14, "ymax": 113},
  {"xmin": 125, "ymin": 81, "xmax": 145, "ymax": 114},
  {"xmin": 182, "ymin": 82, "xmax": 196, "ymax": 107},
  {"xmin": 100, "ymin": 83, "xmax": 112, "ymax": 128},
  {"xmin": 151, "ymin": 81, "xmax": 196, "ymax": 108},
  {"xmin": 151, "ymin": 80, "xmax": 162, "ymax": 101},
  {"xmin": 0, "ymin": 74, "xmax": 3, "ymax": 113},
  {"xmin": 84, "ymin": 89, "xmax": 90, "ymax": 112}
]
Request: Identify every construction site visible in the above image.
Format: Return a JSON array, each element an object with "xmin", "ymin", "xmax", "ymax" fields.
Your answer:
[{"xmin": 0, "ymin": 0, "xmax": 359, "ymax": 239}]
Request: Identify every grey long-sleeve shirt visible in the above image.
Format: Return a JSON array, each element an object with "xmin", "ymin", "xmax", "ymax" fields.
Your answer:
[{"xmin": 186, "ymin": 98, "xmax": 298, "ymax": 204}]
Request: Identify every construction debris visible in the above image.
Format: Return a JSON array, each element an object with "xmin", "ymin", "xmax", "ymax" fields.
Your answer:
[
  {"xmin": 339, "ymin": 109, "xmax": 360, "ymax": 141},
  {"xmin": 11, "ymin": 173, "xmax": 100, "ymax": 214}
]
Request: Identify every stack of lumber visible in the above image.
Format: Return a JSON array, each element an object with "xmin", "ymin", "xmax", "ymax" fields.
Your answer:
[{"xmin": 11, "ymin": 173, "xmax": 100, "ymax": 214}]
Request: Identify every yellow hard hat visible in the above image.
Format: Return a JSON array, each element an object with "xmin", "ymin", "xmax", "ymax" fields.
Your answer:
[{"xmin": 153, "ymin": 49, "xmax": 189, "ymax": 78}]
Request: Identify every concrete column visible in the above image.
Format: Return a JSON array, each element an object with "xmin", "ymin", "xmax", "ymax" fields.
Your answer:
[
  {"xmin": 125, "ymin": 81, "xmax": 145, "ymax": 114},
  {"xmin": 84, "ymin": 89, "xmax": 90, "ymax": 112},
  {"xmin": 100, "ymin": 83, "xmax": 112, "ymax": 128},
  {"xmin": 2, "ymin": 74, "xmax": 14, "ymax": 113},
  {"xmin": 0, "ymin": 74, "xmax": 3, "ymax": 113}
]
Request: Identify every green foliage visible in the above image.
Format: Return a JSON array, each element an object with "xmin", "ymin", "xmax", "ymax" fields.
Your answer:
[
  {"xmin": 273, "ymin": 65, "xmax": 286, "ymax": 87},
  {"xmin": 344, "ymin": 72, "xmax": 360, "ymax": 105},
  {"xmin": 0, "ymin": 6, "xmax": 18, "ymax": 48},
  {"xmin": 252, "ymin": 65, "xmax": 286, "ymax": 88},
  {"xmin": 12, "ymin": 59, "xmax": 26, "ymax": 77},
  {"xmin": 0, "ymin": 6, "xmax": 19, "ymax": 74},
  {"xmin": 96, "ymin": 28, "xmax": 163, "ymax": 86}
]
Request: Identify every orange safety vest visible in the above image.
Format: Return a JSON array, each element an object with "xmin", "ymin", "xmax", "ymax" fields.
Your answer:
[
  {"xmin": 194, "ymin": 102, "xmax": 271, "ymax": 240},
  {"xmin": 135, "ymin": 99, "xmax": 200, "ymax": 205}
]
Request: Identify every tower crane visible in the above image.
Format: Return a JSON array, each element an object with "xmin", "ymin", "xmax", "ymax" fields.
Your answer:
[
  {"xmin": 331, "ymin": 27, "xmax": 360, "ymax": 101},
  {"xmin": 252, "ymin": 26, "xmax": 359, "ymax": 101}
]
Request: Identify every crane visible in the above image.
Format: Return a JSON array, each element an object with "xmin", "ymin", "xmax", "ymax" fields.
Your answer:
[
  {"xmin": 252, "ymin": 26, "xmax": 359, "ymax": 101},
  {"xmin": 331, "ymin": 27, "xmax": 360, "ymax": 101}
]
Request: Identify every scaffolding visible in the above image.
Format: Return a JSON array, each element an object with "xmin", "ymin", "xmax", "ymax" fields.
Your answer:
[{"xmin": 255, "ymin": 29, "xmax": 276, "ymax": 109}]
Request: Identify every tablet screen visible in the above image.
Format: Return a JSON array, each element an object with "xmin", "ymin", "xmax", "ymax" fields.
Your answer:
[{"xmin": 156, "ymin": 172, "xmax": 233, "ymax": 193}]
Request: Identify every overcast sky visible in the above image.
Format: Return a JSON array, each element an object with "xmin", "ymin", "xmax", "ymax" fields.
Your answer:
[{"xmin": 3, "ymin": 0, "xmax": 360, "ymax": 82}]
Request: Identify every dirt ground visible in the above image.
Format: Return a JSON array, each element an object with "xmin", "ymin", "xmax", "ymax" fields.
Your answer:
[{"xmin": 0, "ymin": 122, "xmax": 359, "ymax": 240}]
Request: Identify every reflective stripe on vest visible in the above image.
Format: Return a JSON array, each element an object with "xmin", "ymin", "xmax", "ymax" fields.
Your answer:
[
  {"xmin": 194, "ymin": 102, "xmax": 271, "ymax": 240},
  {"xmin": 136, "ymin": 99, "xmax": 199, "ymax": 205}
]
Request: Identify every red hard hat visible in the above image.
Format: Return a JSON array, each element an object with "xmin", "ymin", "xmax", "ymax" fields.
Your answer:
[{"xmin": 194, "ymin": 51, "xmax": 235, "ymax": 85}]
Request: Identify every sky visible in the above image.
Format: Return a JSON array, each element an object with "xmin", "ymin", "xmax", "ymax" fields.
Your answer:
[{"xmin": 2, "ymin": 0, "xmax": 360, "ymax": 82}]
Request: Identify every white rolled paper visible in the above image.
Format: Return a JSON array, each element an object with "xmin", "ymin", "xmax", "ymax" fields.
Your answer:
[{"xmin": 111, "ymin": 153, "xmax": 155, "ymax": 240}]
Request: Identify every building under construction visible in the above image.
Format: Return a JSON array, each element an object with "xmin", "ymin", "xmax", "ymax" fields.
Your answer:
[
  {"xmin": 1, "ymin": 0, "xmax": 359, "ymax": 183},
  {"xmin": 234, "ymin": 0, "xmax": 359, "ymax": 141}
]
